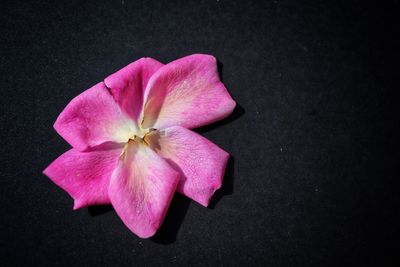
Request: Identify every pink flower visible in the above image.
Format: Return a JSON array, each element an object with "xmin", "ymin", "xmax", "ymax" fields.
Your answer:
[{"xmin": 43, "ymin": 54, "xmax": 236, "ymax": 238}]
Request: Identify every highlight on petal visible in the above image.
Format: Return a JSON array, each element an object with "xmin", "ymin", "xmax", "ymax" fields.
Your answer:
[
  {"xmin": 145, "ymin": 126, "xmax": 230, "ymax": 207},
  {"xmin": 43, "ymin": 144, "xmax": 123, "ymax": 210},
  {"xmin": 104, "ymin": 58, "xmax": 163, "ymax": 122},
  {"xmin": 109, "ymin": 141, "xmax": 180, "ymax": 238},
  {"xmin": 54, "ymin": 82, "xmax": 138, "ymax": 151},
  {"xmin": 142, "ymin": 54, "xmax": 236, "ymax": 130}
]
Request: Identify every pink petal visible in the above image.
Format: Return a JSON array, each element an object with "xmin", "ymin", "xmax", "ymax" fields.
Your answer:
[
  {"xmin": 145, "ymin": 126, "xmax": 229, "ymax": 207},
  {"xmin": 54, "ymin": 82, "xmax": 137, "ymax": 151},
  {"xmin": 142, "ymin": 54, "xmax": 236, "ymax": 130},
  {"xmin": 109, "ymin": 141, "xmax": 180, "ymax": 238},
  {"xmin": 43, "ymin": 145, "xmax": 123, "ymax": 210},
  {"xmin": 104, "ymin": 58, "xmax": 163, "ymax": 122}
]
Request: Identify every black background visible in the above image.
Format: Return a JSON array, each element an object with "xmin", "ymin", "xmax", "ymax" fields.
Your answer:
[{"xmin": 1, "ymin": 0, "xmax": 398, "ymax": 266}]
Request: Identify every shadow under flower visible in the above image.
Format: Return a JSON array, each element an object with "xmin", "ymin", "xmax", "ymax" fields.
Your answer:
[
  {"xmin": 195, "ymin": 104, "xmax": 245, "ymax": 134},
  {"xmin": 87, "ymin": 196, "xmax": 190, "ymax": 244},
  {"xmin": 208, "ymin": 156, "xmax": 235, "ymax": 209},
  {"xmin": 150, "ymin": 193, "xmax": 191, "ymax": 244},
  {"xmin": 88, "ymin": 205, "xmax": 113, "ymax": 216}
]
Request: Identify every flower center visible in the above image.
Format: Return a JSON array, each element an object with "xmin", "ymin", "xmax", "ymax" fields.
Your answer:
[
  {"xmin": 127, "ymin": 126, "xmax": 156, "ymax": 146},
  {"xmin": 130, "ymin": 125, "xmax": 149, "ymax": 141},
  {"xmin": 120, "ymin": 124, "xmax": 157, "ymax": 159}
]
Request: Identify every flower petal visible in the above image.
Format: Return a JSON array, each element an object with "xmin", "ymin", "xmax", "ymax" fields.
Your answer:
[
  {"xmin": 43, "ymin": 144, "xmax": 123, "ymax": 210},
  {"xmin": 54, "ymin": 82, "xmax": 137, "ymax": 151},
  {"xmin": 145, "ymin": 126, "xmax": 229, "ymax": 207},
  {"xmin": 142, "ymin": 54, "xmax": 236, "ymax": 129},
  {"xmin": 109, "ymin": 141, "xmax": 180, "ymax": 238},
  {"xmin": 104, "ymin": 58, "xmax": 163, "ymax": 122}
]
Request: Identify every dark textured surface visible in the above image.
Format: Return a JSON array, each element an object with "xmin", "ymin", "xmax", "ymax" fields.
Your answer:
[{"xmin": 1, "ymin": 0, "xmax": 398, "ymax": 266}]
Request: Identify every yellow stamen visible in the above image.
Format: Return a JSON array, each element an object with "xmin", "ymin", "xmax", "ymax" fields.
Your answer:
[{"xmin": 119, "ymin": 128, "xmax": 157, "ymax": 158}]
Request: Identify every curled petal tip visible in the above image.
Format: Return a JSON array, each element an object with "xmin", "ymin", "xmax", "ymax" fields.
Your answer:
[{"xmin": 73, "ymin": 200, "xmax": 84, "ymax": 210}]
